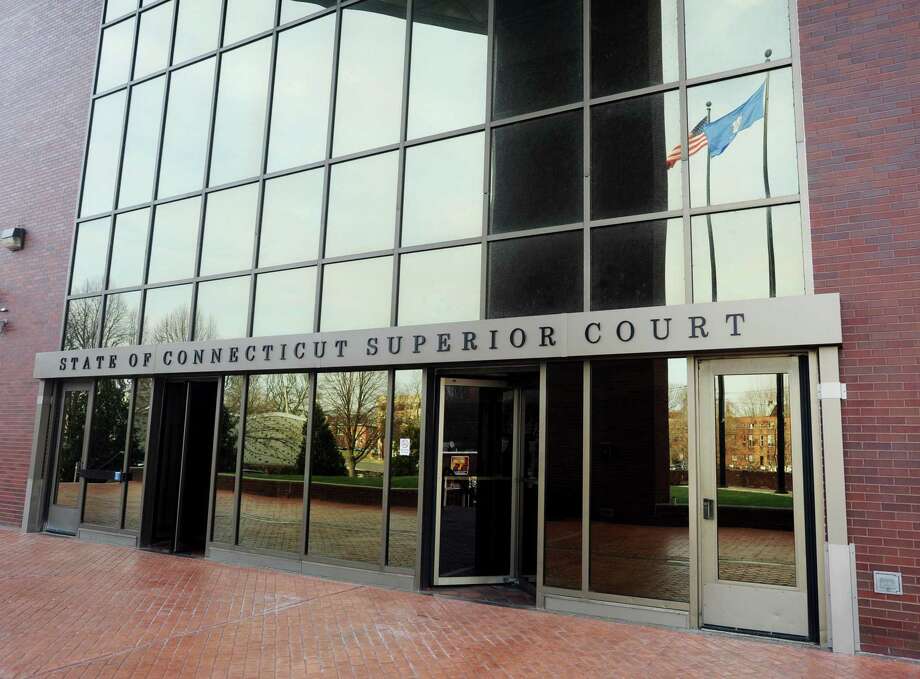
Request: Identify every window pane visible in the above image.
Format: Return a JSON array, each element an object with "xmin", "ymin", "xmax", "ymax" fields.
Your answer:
[
  {"xmin": 97, "ymin": 18, "xmax": 135, "ymax": 92},
  {"xmin": 224, "ymin": 0, "xmax": 275, "ymax": 45},
  {"xmin": 685, "ymin": 0, "xmax": 791, "ymax": 78},
  {"xmin": 148, "ymin": 197, "xmax": 200, "ymax": 283},
  {"xmin": 239, "ymin": 373, "xmax": 309, "ymax": 553},
  {"xmin": 689, "ymin": 69, "xmax": 798, "ymax": 207},
  {"xmin": 715, "ymin": 373, "xmax": 795, "ymax": 586},
  {"xmin": 407, "ymin": 0, "xmax": 487, "ymax": 139},
  {"xmin": 158, "ymin": 58, "xmax": 215, "ymax": 198},
  {"xmin": 134, "ymin": 2, "xmax": 173, "ymax": 80},
  {"xmin": 491, "ymin": 111, "xmax": 582, "ymax": 234},
  {"xmin": 118, "ymin": 77, "xmax": 165, "ymax": 208},
  {"xmin": 320, "ymin": 257, "xmax": 392, "ymax": 331},
  {"xmin": 268, "ymin": 16, "xmax": 335, "ymax": 172},
  {"xmin": 487, "ymin": 232, "xmax": 582, "ymax": 318},
  {"xmin": 310, "ymin": 371, "xmax": 387, "ymax": 565},
  {"xmin": 106, "ymin": 0, "xmax": 137, "ymax": 22},
  {"xmin": 398, "ymin": 245, "xmax": 480, "ymax": 325},
  {"xmin": 591, "ymin": 91, "xmax": 681, "ymax": 220},
  {"xmin": 402, "ymin": 133, "xmax": 483, "ymax": 247},
  {"xmin": 493, "ymin": 0, "xmax": 582, "ymax": 119},
  {"xmin": 259, "ymin": 169, "xmax": 323, "ymax": 267},
  {"xmin": 109, "ymin": 209, "xmax": 149, "ymax": 289},
  {"xmin": 253, "ymin": 267, "xmax": 316, "ymax": 337},
  {"xmin": 388, "ymin": 370, "xmax": 421, "ymax": 568},
  {"xmin": 200, "ymin": 183, "xmax": 258, "ymax": 275},
  {"xmin": 212, "ymin": 375, "xmax": 242, "ymax": 543},
  {"xmin": 544, "ymin": 361, "xmax": 583, "ymax": 590},
  {"xmin": 81, "ymin": 92, "xmax": 127, "ymax": 217},
  {"xmin": 691, "ymin": 204, "xmax": 804, "ymax": 303},
  {"xmin": 83, "ymin": 378, "xmax": 132, "ymax": 528},
  {"xmin": 124, "ymin": 378, "xmax": 152, "ymax": 531},
  {"xmin": 589, "ymin": 358, "xmax": 689, "ymax": 602},
  {"xmin": 591, "ymin": 219, "xmax": 684, "ymax": 310},
  {"xmin": 142, "ymin": 283, "xmax": 192, "ymax": 343},
  {"xmin": 281, "ymin": 1, "xmax": 328, "ymax": 23},
  {"xmin": 592, "ymin": 0, "xmax": 678, "ymax": 97},
  {"xmin": 71, "ymin": 218, "xmax": 111, "ymax": 294},
  {"xmin": 325, "ymin": 152, "xmax": 398, "ymax": 257},
  {"xmin": 209, "ymin": 39, "xmax": 272, "ymax": 186},
  {"xmin": 195, "ymin": 276, "xmax": 250, "ymax": 340},
  {"xmin": 173, "ymin": 0, "xmax": 221, "ymax": 64},
  {"xmin": 332, "ymin": 0, "xmax": 407, "ymax": 157},
  {"xmin": 102, "ymin": 291, "xmax": 141, "ymax": 347},
  {"xmin": 64, "ymin": 297, "xmax": 103, "ymax": 350}
]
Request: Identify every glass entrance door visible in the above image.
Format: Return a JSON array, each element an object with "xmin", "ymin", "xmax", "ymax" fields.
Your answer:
[
  {"xmin": 435, "ymin": 378, "xmax": 517, "ymax": 585},
  {"xmin": 698, "ymin": 357, "xmax": 808, "ymax": 637},
  {"xmin": 46, "ymin": 382, "xmax": 92, "ymax": 535}
]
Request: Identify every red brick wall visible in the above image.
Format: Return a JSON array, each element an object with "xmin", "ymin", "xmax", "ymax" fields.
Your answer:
[
  {"xmin": 0, "ymin": 2, "xmax": 102, "ymax": 525},
  {"xmin": 797, "ymin": 0, "xmax": 920, "ymax": 660}
]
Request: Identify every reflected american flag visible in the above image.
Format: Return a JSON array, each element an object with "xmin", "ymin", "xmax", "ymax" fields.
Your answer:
[{"xmin": 666, "ymin": 117, "xmax": 708, "ymax": 169}]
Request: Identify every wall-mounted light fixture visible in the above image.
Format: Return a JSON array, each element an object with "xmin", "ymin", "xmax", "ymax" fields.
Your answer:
[{"xmin": 1, "ymin": 227, "xmax": 26, "ymax": 251}]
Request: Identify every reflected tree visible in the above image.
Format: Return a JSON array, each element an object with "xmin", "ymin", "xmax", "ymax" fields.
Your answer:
[{"xmin": 318, "ymin": 371, "xmax": 387, "ymax": 477}]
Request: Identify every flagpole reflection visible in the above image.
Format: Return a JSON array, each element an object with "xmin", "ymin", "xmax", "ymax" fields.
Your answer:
[{"xmin": 763, "ymin": 48, "xmax": 776, "ymax": 298}]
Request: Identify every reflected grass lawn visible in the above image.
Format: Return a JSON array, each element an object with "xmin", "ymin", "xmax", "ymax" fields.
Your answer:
[{"xmin": 670, "ymin": 485, "xmax": 793, "ymax": 508}]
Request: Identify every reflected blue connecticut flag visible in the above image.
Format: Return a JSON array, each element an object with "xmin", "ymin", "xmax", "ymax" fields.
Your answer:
[{"xmin": 703, "ymin": 82, "xmax": 766, "ymax": 157}]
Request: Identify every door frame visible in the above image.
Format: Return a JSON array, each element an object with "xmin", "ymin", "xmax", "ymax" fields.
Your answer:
[
  {"xmin": 45, "ymin": 380, "xmax": 94, "ymax": 535},
  {"xmin": 696, "ymin": 355, "xmax": 815, "ymax": 639},
  {"xmin": 433, "ymin": 377, "xmax": 520, "ymax": 586}
]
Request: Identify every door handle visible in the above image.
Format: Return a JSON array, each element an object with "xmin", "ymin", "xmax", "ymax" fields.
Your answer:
[{"xmin": 703, "ymin": 498, "xmax": 714, "ymax": 520}]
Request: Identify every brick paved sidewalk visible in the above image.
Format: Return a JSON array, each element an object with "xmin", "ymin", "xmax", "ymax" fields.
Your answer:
[{"xmin": 0, "ymin": 528, "xmax": 916, "ymax": 678}]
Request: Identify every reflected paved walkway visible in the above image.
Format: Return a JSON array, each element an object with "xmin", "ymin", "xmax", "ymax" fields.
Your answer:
[{"xmin": 0, "ymin": 528, "xmax": 916, "ymax": 678}]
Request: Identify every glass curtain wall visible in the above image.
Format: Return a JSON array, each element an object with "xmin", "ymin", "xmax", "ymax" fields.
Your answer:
[
  {"xmin": 203, "ymin": 367, "xmax": 418, "ymax": 571},
  {"xmin": 65, "ymin": 0, "xmax": 806, "ymax": 351}
]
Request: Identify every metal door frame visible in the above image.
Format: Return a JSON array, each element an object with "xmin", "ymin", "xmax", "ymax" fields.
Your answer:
[
  {"xmin": 697, "ymin": 356, "xmax": 809, "ymax": 637},
  {"xmin": 45, "ymin": 380, "xmax": 95, "ymax": 535},
  {"xmin": 433, "ymin": 377, "xmax": 520, "ymax": 586}
]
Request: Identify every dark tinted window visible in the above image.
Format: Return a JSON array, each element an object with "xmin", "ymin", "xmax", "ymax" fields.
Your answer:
[
  {"xmin": 544, "ymin": 361, "xmax": 583, "ymax": 590},
  {"xmin": 591, "ymin": 1, "xmax": 679, "ymax": 97},
  {"xmin": 591, "ymin": 92, "xmax": 681, "ymax": 220},
  {"xmin": 487, "ymin": 231, "xmax": 582, "ymax": 318},
  {"xmin": 492, "ymin": 0, "xmax": 582, "ymax": 118},
  {"xmin": 589, "ymin": 358, "xmax": 689, "ymax": 601},
  {"xmin": 491, "ymin": 111, "xmax": 582, "ymax": 234},
  {"xmin": 591, "ymin": 220, "xmax": 683, "ymax": 310}
]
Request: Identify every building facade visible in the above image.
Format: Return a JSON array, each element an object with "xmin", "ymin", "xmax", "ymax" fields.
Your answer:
[{"xmin": 0, "ymin": 0, "xmax": 918, "ymax": 660}]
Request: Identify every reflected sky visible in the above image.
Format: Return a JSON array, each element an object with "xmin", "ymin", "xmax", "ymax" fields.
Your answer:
[
  {"xmin": 200, "ymin": 183, "xmax": 258, "ymax": 275},
  {"xmin": 96, "ymin": 17, "xmax": 134, "ymax": 92},
  {"xmin": 109, "ymin": 209, "xmax": 149, "ymax": 290},
  {"xmin": 402, "ymin": 133, "xmax": 484, "ymax": 247},
  {"xmin": 134, "ymin": 2, "xmax": 172, "ymax": 80},
  {"xmin": 259, "ymin": 169, "xmax": 324, "ymax": 267},
  {"xmin": 321, "ymin": 256, "xmax": 392, "ymax": 331},
  {"xmin": 333, "ymin": 2, "xmax": 406, "ymax": 156},
  {"xmin": 691, "ymin": 203, "xmax": 804, "ymax": 302},
  {"xmin": 268, "ymin": 16, "xmax": 335, "ymax": 172},
  {"xmin": 195, "ymin": 276, "xmax": 250, "ymax": 340},
  {"xmin": 158, "ymin": 58, "xmax": 215, "ymax": 198},
  {"xmin": 71, "ymin": 218, "xmax": 110, "ymax": 294},
  {"xmin": 685, "ymin": 0, "xmax": 791, "ymax": 78},
  {"xmin": 325, "ymin": 152, "xmax": 399, "ymax": 257},
  {"xmin": 173, "ymin": 0, "xmax": 221, "ymax": 64},
  {"xmin": 119, "ymin": 76, "xmax": 165, "ymax": 209},
  {"xmin": 81, "ymin": 92, "xmax": 125, "ymax": 217},
  {"xmin": 209, "ymin": 38, "xmax": 272, "ymax": 187},
  {"xmin": 398, "ymin": 245, "xmax": 481, "ymax": 326},
  {"xmin": 253, "ymin": 267, "xmax": 316, "ymax": 336},
  {"xmin": 148, "ymin": 197, "xmax": 200, "ymax": 284}
]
